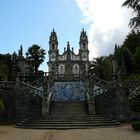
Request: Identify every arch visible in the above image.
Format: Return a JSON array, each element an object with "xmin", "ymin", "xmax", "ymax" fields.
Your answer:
[
  {"xmin": 58, "ymin": 64, "xmax": 65, "ymax": 75},
  {"xmin": 52, "ymin": 44, "xmax": 55, "ymax": 50},
  {"xmin": 73, "ymin": 64, "xmax": 79, "ymax": 75}
]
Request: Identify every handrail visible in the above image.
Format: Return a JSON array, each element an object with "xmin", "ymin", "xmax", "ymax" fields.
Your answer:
[
  {"xmin": 30, "ymin": 77, "xmax": 46, "ymax": 86},
  {"xmin": 19, "ymin": 82, "xmax": 43, "ymax": 97},
  {"xmin": 92, "ymin": 79, "xmax": 119, "ymax": 97},
  {"xmin": 92, "ymin": 78, "xmax": 140, "ymax": 97},
  {"xmin": 92, "ymin": 76, "xmax": 111, "ymax": 85},
  {"xmin": 20, "ymin": 82, "xmax": 43, "ymax": 91}
]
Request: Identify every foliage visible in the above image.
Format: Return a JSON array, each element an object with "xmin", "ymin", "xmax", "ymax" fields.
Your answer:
[
  {"xmin": 128, "ymin": 86, "xmax": 140, "ymax": 113},
  {"xmin": 115, "ymin": 46, "xmax": 134, "ymax": 74},
  {"xmin": 0, "ymin": 53, "xmax": 20, "ymax": 81},
  {"xmin": 134, "ymin": 47, "xmax": 140, "ymax": 70},
  {"xmin": 89, "ymin": 56, "xmax": 113, "ymax": 80},
  {"xmin": 122, "ymin": 30, "xmax": 140, "ymax": 54},
  {"xmin": 122, "ymin": 47, "xmax": 134, "ymax": 74},
  {"xmin": 122, "ymin": 0, "xmax": 140, "ymax": 29},
  {"xmin": 132, "ymin": 120, "xmax": 140, "ymax": 130},
  {"xmin": 0, "ymin": 62, "xmax": 8, "ymax": 80},
  {"xmin": 126, "ymin": 73, "xmax": 140, "ymax": 80},
  {"xmin": 120, "ymin": 30, "xmax": 140, "ymax": 73},
  {"xmin": 0, "ymin": 99, "xmax": 5, "ymax": 112},
  {"xmin": 26, "ymin": 44, "xmax": 46, "ymax": 76}
]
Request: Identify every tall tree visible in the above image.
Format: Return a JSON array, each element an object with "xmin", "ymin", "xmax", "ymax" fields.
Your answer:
[
  {"xmin": 0, "ymin": 53, "xmax": 15, "ymax": 80},
  {"xmin": 0, "ymin": 62, "xmax": 8, "ymax": 80},
  {"xmin": 122, "ymin": 30, "xmax": 140, "ymax": 54},
  {"xmin": 134, "ymin": 47, "xmax": 140, "ymax": 70},
  {"xmin": 26, "ymin": 44, "xmax": 46, "ymax": 76},
  {"xmin": 122, "ymin": 0, "xmax": 140, "ymax": 29},
  {"xmin": 89, "ymin": 56, "xmax": 113, "ymax": 80},
  {"xmin": 115, "ymin": 46, "xmax": 134, "ymax": 74}
]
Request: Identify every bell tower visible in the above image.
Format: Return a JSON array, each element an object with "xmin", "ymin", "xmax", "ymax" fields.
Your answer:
[
  {"xmin": 48, "ymin": 29, "xmax": 59, "ymax": 73},
  {"xmin": 79, "ymin": 29, "xmax": 89, "ymax": 62}
]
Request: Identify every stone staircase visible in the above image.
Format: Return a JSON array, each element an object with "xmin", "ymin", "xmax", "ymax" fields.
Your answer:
[{"xmin": 17, "ymin": 101, "xmax": 120, "ymax": 129}]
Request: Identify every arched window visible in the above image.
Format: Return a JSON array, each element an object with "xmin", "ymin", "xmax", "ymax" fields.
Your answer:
[
  {"xmin": 58, "ymin": 65, "xmax": 65, "ymax": 75},
  {"xmin": 52, "ymin": 44, "xmax": 55, "ymax": 50},
  {"xmin": 73, "ymin": 64, "xmax": 79, "ymax": 74},
  {"xmin": 83, "ymin": 43, "xmax": 86, "ymax": 49}
]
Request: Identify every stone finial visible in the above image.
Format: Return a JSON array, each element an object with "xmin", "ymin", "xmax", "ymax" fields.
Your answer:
[
  {"xmin": 67, "ymin": 41, "xmax": 70, "ymax": 50},
  {"xmin": 72, "ymin": 47, "xmax": 74, "ymax": 52},
  {"xmin": 18, "ymin": 45, "xmax": 23, "ymax": 56}
]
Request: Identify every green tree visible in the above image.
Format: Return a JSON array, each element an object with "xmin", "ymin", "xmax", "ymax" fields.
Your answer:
[
  {"xmin": 0, "ymin": 99, "xmax": 5, "ymax": 112},
  {"xmin": 0, "ymin": 53, "xmax": 13, "ymax": 80},
  {"xmin": 115, "ymin": 47, "xmax": 134, "ymax": 74},
  {"xmin": 102, "ymin": 57, "xmax": 113, "ymax": 81},
  {"xmin": 134, "ymin": 47, "xmax": 140, "ymax": 70},
  {"xmin": 90, "ymin": 56, "xmax": 113, "ymax": 80},
  {"xmin": 0, "ymin": 62, "xmax": 8, "ymax": 80},
  {"xmin": 122, "ymin": 0, "xmax": 140, "ymax": 29},
  {"xmin": 122, "ymin": 30, "xmax": 140, "ymax": 54},
  {"xmin": 122, "ymin": 47, "xmax": 134, "ymax": 74},
  {"xmin": 26, "ymin": 44, "xmax": 46, "ymax": 77},
  {"xmin": 90, "ymin": 57, "xmax": 104, "ymax": 79},
  {"xmin": 129, "ymin": 86, "xmax": 140, "ymax": 113}
]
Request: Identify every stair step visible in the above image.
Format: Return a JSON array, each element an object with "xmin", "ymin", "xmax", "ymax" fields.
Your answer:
[
  {"xmin": 17, "ymin": 122, "xmax": 120, "ymax": 129},
  {"xmin": 16, "ymin": 101, "xmax": 120, "ymax": 129}
]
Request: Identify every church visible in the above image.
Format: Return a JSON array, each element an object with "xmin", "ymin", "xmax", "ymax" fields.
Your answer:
[
  {"xmin": 47, "ymin": 29, "xmax": 89, "ymax": 76},
  {"xmin": 46, "ymin": 29, "xmax": 90, "ymax": 102},
  {"xmin": 0, "ymin": 29, "xmax": 131, "ymax": 129}
]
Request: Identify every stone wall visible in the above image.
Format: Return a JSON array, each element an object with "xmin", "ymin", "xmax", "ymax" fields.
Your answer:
[
  {"xmin": 15, "ymin": 87, "xmax": 42, "ymax": 121},
  {"xmin": 0, "ymin": 88, "xmax": 16, "ymax": 123},
  {"xmin": 95, "ymin": 87, "xmax": 131, "ymax": 122},
  {"xmin": 0, "ymin": 86, "xmax": 42, "ymax": 123}
]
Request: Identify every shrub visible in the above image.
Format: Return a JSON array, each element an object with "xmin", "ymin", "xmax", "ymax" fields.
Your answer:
[
  {"xmin": 129, "ymin": 86, "xmax": 140, "ymax": 130},
  {"xmin": 132, "ymin": 120, "xmax": 140, "ymax": 130},
  {"xmin": 0, "ymin": 99, "xmax": 5, "ymax": 112},
  {"xmin": 128, "ymin": 86, "xmax": 140, "ymax": 113}
]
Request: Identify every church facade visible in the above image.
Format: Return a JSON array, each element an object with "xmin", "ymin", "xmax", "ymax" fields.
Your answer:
[{"xmin": 47, "ymin": 29, "xmax": 89, "ymax": 76}]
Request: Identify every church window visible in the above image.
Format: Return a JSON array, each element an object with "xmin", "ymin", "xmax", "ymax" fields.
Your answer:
[
  {"xmin": 59, "ymin": 65, "xmax": 65, "ymax": 75},
  {"xmin": 73, "ymin": 65, "xmax": 79, "ymax": 74},
  {"xmin": 52, "ymin": 44, "xmax": 55, "ymax": 50},
  {"xmin": 83, "ymin": 43, "xmax": 86, "ymax": 49}
]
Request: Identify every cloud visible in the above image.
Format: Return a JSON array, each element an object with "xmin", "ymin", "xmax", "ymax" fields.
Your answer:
[{"xmin": 74, "ymin": 0, "xmax": 132, "ymax": 60}]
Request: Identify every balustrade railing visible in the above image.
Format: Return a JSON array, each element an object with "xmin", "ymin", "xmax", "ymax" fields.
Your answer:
[
  {"xmin": 0, "ymin": 81, "xmax": 15, "ymax": 88},
  {"xmin": 92, "ymin": 76, "xmax": 140, "ymax": 97},
  {"xmin": 19, "ymin": 82, "xmax": 43, "ymax": 97}
]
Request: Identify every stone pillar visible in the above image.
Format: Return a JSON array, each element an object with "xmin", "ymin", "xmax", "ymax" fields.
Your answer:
[
  {"xmin": 42, "ymin": 96, "xmax": 49, "ymax": 116},
  {"xmin": 88, "ymin": 98, "xmax": 96, "ymax": 115},
  {"xmin": 86, "ymin": 75, "xmax": 96, "ymax": 114}
]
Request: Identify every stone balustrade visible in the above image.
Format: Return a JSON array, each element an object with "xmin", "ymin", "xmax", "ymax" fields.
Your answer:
[{"xmin": 0, "ymin": 81, "xmax": 15, "ymax": 89}]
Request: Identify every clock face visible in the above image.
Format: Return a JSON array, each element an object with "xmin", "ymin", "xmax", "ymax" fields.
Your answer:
[
  {"xmin": 82, "ymin": 36, "xmax": 85, "ymax": 39},
  {"xmin": 51, "ymin": 36, "xmax": 55, "ymax": 40}
]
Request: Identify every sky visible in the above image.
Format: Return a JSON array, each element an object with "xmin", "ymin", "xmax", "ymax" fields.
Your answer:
[{"xmin": 0, "ymin": 0, "xmax": 132, "ymax": 71}]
